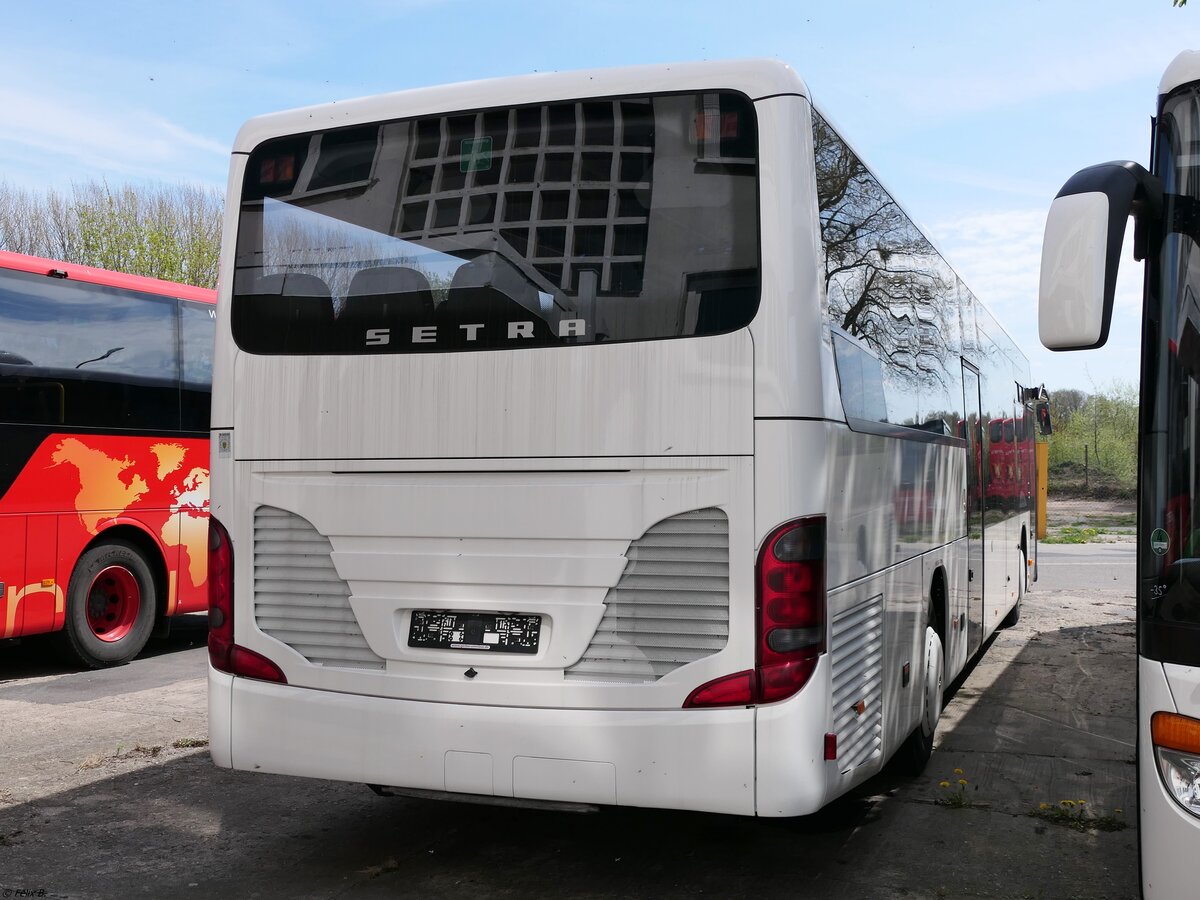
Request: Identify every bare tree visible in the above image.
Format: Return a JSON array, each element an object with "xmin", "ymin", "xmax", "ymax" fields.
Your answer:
[
  {"xmin": 1048, "ymin": 388, "xmax": 1088, "ymax": 427},
  {"xmin": 0, "ymin": 180, "xmax": 221, "ymax": 288}
]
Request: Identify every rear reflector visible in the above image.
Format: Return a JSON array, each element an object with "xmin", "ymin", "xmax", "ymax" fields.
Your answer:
[
  {"xmin": 231, "ymin": 645, "xmax": 288, "ymax": 684},
  {"xmin": 683, "ymin": 670, "xmax": 754, "ymax": 708},
  {"xmin": 824, "ymin": 732, "xmax": 838, "ymax": 761}
]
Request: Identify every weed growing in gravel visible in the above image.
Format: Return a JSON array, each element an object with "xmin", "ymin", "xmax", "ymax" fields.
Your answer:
[
  {"xmin": 935, "ymin": 769, "xmax": 973, "ymax": 808},
  {"xmin": 172, "ymin": 737, "xmax": 208, "ymax": 749},
  {"xmin": 1028, "ymin": 799, "xmax": 1127, "ymax": 832}
]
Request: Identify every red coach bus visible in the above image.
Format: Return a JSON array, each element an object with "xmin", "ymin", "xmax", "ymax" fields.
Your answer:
[{"xmin": 0, "ymin": 250, "xmax": 215, "ymax": 667}]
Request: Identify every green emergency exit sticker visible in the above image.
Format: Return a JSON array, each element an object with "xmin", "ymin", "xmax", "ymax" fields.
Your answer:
[
  {"xmin": 1152, "ymin": 528, "xmax": 1170, "ymax": 556},
  {"xmin": 460, "ymin": 137, "xmax": 493, "ymax": 173}
]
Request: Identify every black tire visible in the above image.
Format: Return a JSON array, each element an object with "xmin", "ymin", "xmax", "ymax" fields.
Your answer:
[
  {"xmin": 59, "ymin": 540, "xmax": 157, "ymax": 668},
  {"xmin": 1001, "ymin": 547, "xmax": 1025, "ymax": 628},
  {"xmin": 894, "ymin": 625, "xmax": 944, "ymax": 776}
]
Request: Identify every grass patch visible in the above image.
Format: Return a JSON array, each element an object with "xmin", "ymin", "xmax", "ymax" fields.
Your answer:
[
  {"xmin": 1042, "ymin": 526, "xmax": 1101, "ymax": 544},
  {"xmin": 1028, "ymin": 800, "xmax": 1127, "ymax": 833},
  {"xmin": 172, "ymin": 737, "xmax": 208, "ymax": 749}
]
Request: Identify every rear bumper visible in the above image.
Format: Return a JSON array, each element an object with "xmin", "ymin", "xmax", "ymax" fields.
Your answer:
[{"xmin": 209, "ymin": 668, "xmax": 760, "ymax": 815}]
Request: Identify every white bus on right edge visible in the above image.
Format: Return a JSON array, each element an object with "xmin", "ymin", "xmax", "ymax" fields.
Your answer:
[
  {"xmin": 1039, "ymin": 49, "xmax": 1200, "ymax": 898},
  {"xmin": 207, "ymin": 60, "xmax": 1037, "ymax": 821}
]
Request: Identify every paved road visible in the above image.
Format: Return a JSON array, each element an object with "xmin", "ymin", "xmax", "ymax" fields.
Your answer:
[
  {"xmin": 0, "ymin": 561, "xmax": 1138, "ymax": 899},
  {"xmin": 1036, "ymin": 542, "xmax": 1136, "ymax": 593}
]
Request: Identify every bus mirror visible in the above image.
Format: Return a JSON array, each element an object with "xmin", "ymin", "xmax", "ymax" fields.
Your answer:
[{"xmin": 1038, "ymin": 161, "xmax": 1161, "ymax": 351}]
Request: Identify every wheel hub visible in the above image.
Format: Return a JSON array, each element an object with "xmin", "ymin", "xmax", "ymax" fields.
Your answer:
[{"xmin": 86, "ymin": 565, "xmax": 141, "ymax": 643}]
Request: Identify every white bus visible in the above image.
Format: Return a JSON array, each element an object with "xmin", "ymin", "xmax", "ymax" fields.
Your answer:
[
  {"xmin": 1039, "ymin": 49, "xmax": 1200, "ymax": 896},
  {"xmin": 208, "ymin": 60, "xmax": 1035, "ymax": 817}
]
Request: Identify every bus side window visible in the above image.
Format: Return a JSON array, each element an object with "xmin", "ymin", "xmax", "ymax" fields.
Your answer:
[{"xmin": 832, "ymin": 331, "xmax": 887, "ymax": 423}]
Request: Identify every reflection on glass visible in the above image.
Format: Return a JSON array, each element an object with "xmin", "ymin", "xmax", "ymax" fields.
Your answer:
[
  {"xmin": 1146, "ymin": 87, "xmax": 1200, "ymax": 631},
  {"xmin": 233, "ymin": 92, "xmax": 762, "ymax": 355},
  {"xmin": 814, "ymin": 111, "xmax": 960, "ymax": 431}
]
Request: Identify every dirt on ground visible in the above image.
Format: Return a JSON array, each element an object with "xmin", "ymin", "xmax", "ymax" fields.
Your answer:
[{"xmin": 1048, "ymin": 497, "xmax": 1135, "ymax": 522}]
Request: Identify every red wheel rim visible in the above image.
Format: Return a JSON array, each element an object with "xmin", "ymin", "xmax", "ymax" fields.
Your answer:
[{"xmin": 86, "ymin": 565, "xmax": 141, "ymax": 642}]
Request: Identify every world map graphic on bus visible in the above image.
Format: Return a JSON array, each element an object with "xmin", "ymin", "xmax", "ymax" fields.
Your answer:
[
  {"xmin": 47, "ymin": 437, "xmax": 209, "ymax": 587},
  {"xmin": 0, "ymin": 433, "xmax": 210, "ymax": 638}
]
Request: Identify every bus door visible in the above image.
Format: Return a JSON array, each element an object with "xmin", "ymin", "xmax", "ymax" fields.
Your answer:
[{"xmin": 963, "ymin": 363, "xmax": 985, "ymax": 655}]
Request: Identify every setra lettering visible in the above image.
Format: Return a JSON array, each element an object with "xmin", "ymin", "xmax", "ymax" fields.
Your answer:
[{"xmin": 362, "ymin": 318, "xmax": 588, "ymax": 347}]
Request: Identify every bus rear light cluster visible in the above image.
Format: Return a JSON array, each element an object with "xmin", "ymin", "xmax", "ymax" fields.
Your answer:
[
  {"xmin": 208, "ymin": 517, "xmax": 287, "ymax": 684},
  {"xmin": 684, "ymin": 517, "xmax": 825, "ymax": 709},
  {"xmin": 1152, "ymin": 711, "xmax": 1200, "ymax": 817}
]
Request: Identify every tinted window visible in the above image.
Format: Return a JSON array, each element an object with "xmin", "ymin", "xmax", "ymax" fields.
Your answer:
[
  {"xmin": 233, "ymin": 91, "xmax": 760, "ymax": 354},
  {"xmin": 0, "ymin": 267, "xmax": 189, "ymax": 431},
  {"xmin": 1143, "ymin": 86, "xmax": 1200, "ymax": 657},
  {"xmin": 815, "ymin": 110, "xmax": 965, "ymax": 435},
  {"xmin": 181, "ymin": 299, "xmax": 216, "ymax": 430},
  {"xmin": 832, "ymin": 331, "xmax": 888, "ymax": 423}
]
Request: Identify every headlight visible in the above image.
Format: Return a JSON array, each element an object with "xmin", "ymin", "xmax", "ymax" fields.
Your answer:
[{"xmin": 1152, "ymin": 712, "xmax": 1200, "ymax": 818}]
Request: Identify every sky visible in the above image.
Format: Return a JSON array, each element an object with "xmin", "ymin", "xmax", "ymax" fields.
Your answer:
[{"xmin": 1, "ymin": 0, "xmax": 1197, "ymax": 394}]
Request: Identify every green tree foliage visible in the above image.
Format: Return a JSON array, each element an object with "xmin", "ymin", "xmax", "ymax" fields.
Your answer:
[
  {"xmin": 1047, "ymin": 382, "xmax": 1138, "ymax": 497},
  {"xmin": 0, "ymin": 180, "xmax": 221, "ymax": 289}
]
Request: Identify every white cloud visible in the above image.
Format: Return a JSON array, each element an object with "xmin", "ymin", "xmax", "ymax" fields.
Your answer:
[
  {"xmin": 932, "ymin": 207, "xmax": 1143, "ymax": 391},
  {"xmin": 0, "ymin": 85, "xmax": 227, "ymax": 188}
]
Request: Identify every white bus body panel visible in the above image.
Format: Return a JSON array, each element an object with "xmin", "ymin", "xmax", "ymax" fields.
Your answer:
[
  {"xmin": 225, "ymin": 454, "xmax": 757, "ymax": 710},
  {"xmin": 210, "ymin": 668, "xmax": 758, "ymax": 815},
  {"xmin": 230, "ymin": 60, "xmax": 808, "ymax": 158},
  {"xmin": 1140, "ymin": 658, "xmax": 1200, "ymax": 898},
  {"xmin": 1160, "ymin": 50, "xmax": 1200, "ymax": 97},
  {"xmin": 231, "ymin": 332, "xmax": 752, "ymax": 461}
]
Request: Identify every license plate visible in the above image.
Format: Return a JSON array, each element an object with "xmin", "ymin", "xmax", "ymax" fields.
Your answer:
[{"xmin": 408, "ymin": 610, "xmax": 541, "ymax": 653}]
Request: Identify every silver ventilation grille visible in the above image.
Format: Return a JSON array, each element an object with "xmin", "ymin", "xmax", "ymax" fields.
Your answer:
[
  {"xmin": 252, "ymin": 506, "xmax": 385, "ymax": 670},
  {"xmin": 565, "ymin": 508, "xmax": 730, "ymax": 684},
  {"xmin": 830, "ymin": 593, "xmax": 884, "ymax": 772}
]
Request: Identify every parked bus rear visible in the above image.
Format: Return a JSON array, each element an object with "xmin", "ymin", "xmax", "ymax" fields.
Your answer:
[{"xmin": 210, "ymin": 60, "xmax": 1027, "ymax": 815}]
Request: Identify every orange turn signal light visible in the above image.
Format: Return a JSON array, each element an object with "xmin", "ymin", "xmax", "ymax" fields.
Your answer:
[{"xmin": 1151, "ymin": 711, "xmax": 1200, "ymax": 753}]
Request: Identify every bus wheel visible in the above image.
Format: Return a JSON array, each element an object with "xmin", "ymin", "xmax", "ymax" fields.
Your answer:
[
  {"xmin": 1001, "ymin": 547, "xmax": 1025, "ymax": 628},
  {"xmin": 60, "ymin": 540, "xmax": 157, "ymax": 668},
  {"xmin": 895, "ymin": 625, "xmax": 944, "ymax": 775}
]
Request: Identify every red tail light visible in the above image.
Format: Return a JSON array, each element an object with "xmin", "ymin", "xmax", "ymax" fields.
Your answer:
[
  {"xmin": 684, "ymin": 517, "xmax": 825, "ymax": 708},
  {"xmin": 207, "ymin": 517, "xmax": 234, "ymax": 672},
  {"xmin": 756, "ymin": 517, "xmax": 825, "ymax": 702},
  {"xmin": 208, "ymin": 516, "xmax": 286, "ymax": 684}
]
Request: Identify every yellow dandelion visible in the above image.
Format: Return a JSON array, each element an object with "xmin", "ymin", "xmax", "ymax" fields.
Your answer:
[
  {"xmin": 1039, "ymin": 802, "xmax": 1051, "ymax": 810},
  {"xmin": 1115, "ymin": 808, "xmax": 1123, "ymax": 814},
  {"xmin": 1060, "ymin": 800, "xmax": 1076, "ymax": 808},
  {"xmin": 958, "ymin": 779, "xmax": 968, "ymax": 786},
  {"xmin": 953, "ymin": 768, "xmax": 964, "ymax": 775},
  {"xmin": 939, "ymin": 780, "xmax": 951, "ymax": 788},
  {"xmin": 1078, "ymin": 799, "xmax": 1086, "ymax": 805}
]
